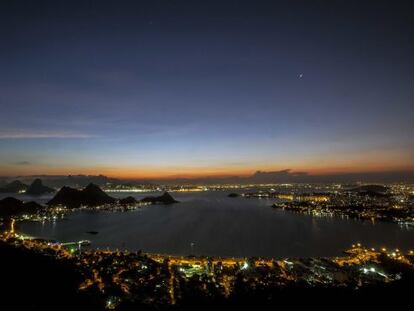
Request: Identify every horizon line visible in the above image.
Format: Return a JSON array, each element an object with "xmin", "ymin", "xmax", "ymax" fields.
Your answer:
[{"xmin": 1, "ymin": 168, "xmax": 414, "ymax": 181}]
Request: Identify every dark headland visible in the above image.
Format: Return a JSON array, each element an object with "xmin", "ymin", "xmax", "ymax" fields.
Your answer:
[
  {"xmin": 140, "ymin": 192, "xmax": 179, "ymax": 204},
  {"xmin": 47, "ymin": 184, "xmax": 179, "ymax": 208},
  {"xmin": 0, "ymin": 180, "xmax": 28, "ymax": 193},
  {"xmin": 47, "ymin": 183, "xmax": 116, "ymax": 208},
  {"xmin": 228, "ymin": 193, "xmax": 240, "ymax": 198},
  {"xmin": 25, "ymin": 179, "xmax": 55, "ymax": 195},
  {"xmin": 119, "ymin": 196, "xmax": 137, "ymax": 205},
  {"xmin": 0, "ymin": 197, "xmax": 43, "ymax": 219}
]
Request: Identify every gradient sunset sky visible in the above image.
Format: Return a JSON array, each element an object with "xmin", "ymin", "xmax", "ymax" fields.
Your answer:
[{"xmin": 1, "ymin": 1, "xmax": 413, "ymax": 179}]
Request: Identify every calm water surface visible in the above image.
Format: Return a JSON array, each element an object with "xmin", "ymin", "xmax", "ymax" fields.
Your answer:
[{"xmin": 10, "ymin": 191, "xmax": 414, "ymax": 258}]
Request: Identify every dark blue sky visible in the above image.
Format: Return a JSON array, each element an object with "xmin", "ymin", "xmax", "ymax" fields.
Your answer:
[{"xmin": 1, "ymin": 0, "xmax": 413, "ymax": 178}]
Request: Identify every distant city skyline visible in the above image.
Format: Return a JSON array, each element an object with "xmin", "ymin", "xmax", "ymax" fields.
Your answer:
[{"xmin": 1, "ymin": 1, "xmax": 413, "ymax": 179}]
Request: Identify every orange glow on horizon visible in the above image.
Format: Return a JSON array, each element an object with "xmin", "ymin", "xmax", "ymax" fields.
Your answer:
[{"xmin": 2, "ymin": 162, "xmax": 413, "ymax": 180}]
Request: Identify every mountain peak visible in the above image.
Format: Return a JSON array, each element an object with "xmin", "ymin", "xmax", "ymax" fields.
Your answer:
[
  {"xmin": 26, "ymin": 179, "xmax": 55, "ymax": 195},
  {"xmin": 0, "ymin": 180, "xmax": 28, "ymax": 193},
  {"xmin": 84, "ymin": 183, "xmax": 102, "ymax": 191},
  {"xmin": 48, "ymin": 184, "xmax": 115, "ymax": 208},
  {"xmin": 141, "ymin": 191, "xmax": 179, "ymax": 204}
]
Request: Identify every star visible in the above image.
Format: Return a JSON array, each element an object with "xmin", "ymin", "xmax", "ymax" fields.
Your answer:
[{"xmin": 299, "ymin": 73, "xmax": 303, "ymax": 78}]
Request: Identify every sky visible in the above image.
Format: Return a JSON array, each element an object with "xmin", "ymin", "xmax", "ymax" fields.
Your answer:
[{"xmin": 0, "ymin": 0, "xmax": 413, "ymax": 179}]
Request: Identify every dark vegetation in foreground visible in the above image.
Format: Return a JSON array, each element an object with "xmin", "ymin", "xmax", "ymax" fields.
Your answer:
[
  {"xmin": 1, "ymin": 240, "xmax": 413, "ymax": 311},
  {"xmin": 0, "ymin": 241, "xmax": 101, "ymax": 310}
]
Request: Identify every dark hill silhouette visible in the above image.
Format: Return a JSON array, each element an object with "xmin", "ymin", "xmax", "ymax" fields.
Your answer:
[
  {"xmin": 48, "ymin": 183, "xmax": 116, "ymax": 208},
  {"xmin": 0, "ymin": 180, "xmax": 28, "ymax": 193},
  {"xmin": 350, "ymin": 185, "xmax": 389, "ymax": 197},
  {"xmin": 81, "ymin": 183, "xmax": 116, "ymax": 206},
  {"xmin": 349, "ymin": 185, "xmax": 388, "ymax": 194},
  {"xmin": 0, "ymin": 197, "xmax": 43, "ymax": 218},
  {"xmin": 140, "ymin": 192, "xmax": 178, "ymax": 204},
  {"xmin": 26, "ymin": 179, "xmax": 55, "ymax": 195},
  {"xmin": 228, "ymin": 193, "xmax": 240, "ymax": 198},
  {"xmin": 6, "ymin": 174, "xmax": 148, "ymax": 189},
  {"xmin": 119, "ymin": 196, "xmax": 137, "ymax": 205}
]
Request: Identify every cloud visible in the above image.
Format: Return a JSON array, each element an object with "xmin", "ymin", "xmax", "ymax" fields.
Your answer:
[
  {"xmin": 0, "ymin": 129, "xmax": 94, "ymax": 139},
  {"xmin": 13, "ymin": 161, "xmax": 31, "ymax": 165},
  {"xmin": 253, "ymin": 169, "xmax": 309, "ymax": 177}
]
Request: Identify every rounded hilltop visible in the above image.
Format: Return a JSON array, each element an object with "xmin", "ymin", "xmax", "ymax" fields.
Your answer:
[
  {"xmin": 48, "ymin": 184, "xmax": 179, "ymax": 208},
  {"xmin": 47, "ymin": 183, "xmax": 116, "ymax": 208},
  {"xmin": 0, "ymin": 197, "xmax": 43, "ymax": 219},
  {"xmin": 140, "ymin": 192, "xmax": 179, "ymax": 204},
  {"xmin": 0, "ymin": 180, "xmax": 28, "ymax": 193},
  {"xmin": 26, "ymin": 179, "xmax": 55, "ymax": 196}
]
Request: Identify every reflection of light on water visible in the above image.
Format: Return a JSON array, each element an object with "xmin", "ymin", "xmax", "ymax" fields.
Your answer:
[
  {"xmin": 10, "ymin": 218, "xmax": 15, "ymax": 234},
  {"xmin": 398, "ymin": 223, "xmax": 413, "ymax": 230},
  {"xmin": 311, "ymin": 218, "xmax": 321, "ymax": 232}
]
